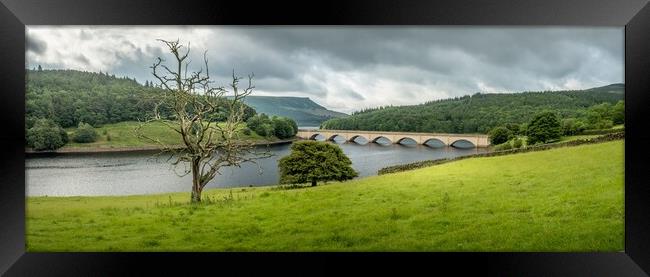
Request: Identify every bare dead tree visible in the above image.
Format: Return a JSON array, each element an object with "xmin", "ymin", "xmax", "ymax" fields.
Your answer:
[{"xmin": 136, "ymin": 39, "xmax": 270, "ymax": 203}]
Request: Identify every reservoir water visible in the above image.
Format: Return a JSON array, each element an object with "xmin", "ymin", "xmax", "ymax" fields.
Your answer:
[{"xmin": 26, "ymin": 136, "xmax": 489, "ymax": 196}]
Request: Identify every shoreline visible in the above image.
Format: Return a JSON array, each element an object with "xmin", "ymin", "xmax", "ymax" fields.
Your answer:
[
  {"xmin": 25, "ymin": 138, "xmax": 298, "ymax": 155},
  {"xmin": 26, "ymin": 139, "xmax": 623, "ymax": 199},
  {"xmin": 25, "ymin": 136, "xmax": 623, "ymax": 198}
]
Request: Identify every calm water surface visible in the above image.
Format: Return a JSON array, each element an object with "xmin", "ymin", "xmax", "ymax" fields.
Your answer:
[{"xmin": 26, "ymin": 136, "xmax": 489, "ymax": 196}]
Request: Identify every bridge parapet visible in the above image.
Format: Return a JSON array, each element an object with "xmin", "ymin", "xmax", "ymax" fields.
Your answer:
[{"xmin": 296, "ymin": 129, "xmax": 490, "ymax": 148}]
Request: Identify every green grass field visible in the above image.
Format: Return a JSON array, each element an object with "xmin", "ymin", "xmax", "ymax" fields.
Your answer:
[
  {"xmin": 63, "ymin": 121, "xmax": 272, "ymax": 149},
  {"xmin": 26, "ymin": 140, "xmax": 624, "ymax": 252}
]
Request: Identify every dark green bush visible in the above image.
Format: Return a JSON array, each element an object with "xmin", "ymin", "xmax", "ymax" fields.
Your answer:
[
  {"xmin": 271, "ymin": 117, "xmax": 297, "ymax": 139},
  {"xmin": 246, "ymin": 113, "xmax": 268, "ymax": 133},
  {"xmin": 504, "ymin": 123, "xmax": 521, "ymax": 135},
  {"xmin": 612, "ymin": 100, "xmax": 624, "ymax": 125},
  {"xmin": 26, "ymin": 118, "xmax": 68, "ymax": 150},
  {"xmin": 272, "ymin": 119, "xmax": 293, "ymax": 139},
  {"xmin": 527, "ymin": 111, "xmax": 562, "ymax": 145},
  {"xmin": 247, "ymin": 113, "xmax": 297, "ymax": 138},
  {"xmin": 72, "ymin": 122, "xmax": 98, "ymax": 143},
  {"xmin": 255, "ymin": 123, "xmax": 274, "ymax": 137},
  {"xmin": 488, "ymin": 126, "xmax": 513, "ymax": 145},
  {"xmin": 561, "ymin": 118, "xmax": 587, "ymax": 136}
]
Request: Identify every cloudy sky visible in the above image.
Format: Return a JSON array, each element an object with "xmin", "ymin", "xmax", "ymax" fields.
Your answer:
[{"xmin": 26, "ymin": 26, "xmax": 623, "ymax": 114}]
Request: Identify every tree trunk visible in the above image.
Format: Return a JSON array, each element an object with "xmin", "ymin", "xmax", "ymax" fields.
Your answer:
[
  {"xmin": 191, "ymin": 158, "xmax": 202, "ymax": 203},
  {"xmin": 311, "ymin": 179, "xmax": 317, "ymax": 187},
  {"xmin": 191, "ymin": 186, "xmax": 201, "ymax": 203}
]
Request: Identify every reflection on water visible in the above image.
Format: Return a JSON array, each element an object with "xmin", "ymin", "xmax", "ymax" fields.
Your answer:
[{"xmin": 26, "ymin": 139, "xmax": 489, "ymax": 196}]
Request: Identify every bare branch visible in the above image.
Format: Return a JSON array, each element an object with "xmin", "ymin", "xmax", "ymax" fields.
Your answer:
[{"xmin": 137, "ymin": 39, "xmax": 270, "ymax": 203}]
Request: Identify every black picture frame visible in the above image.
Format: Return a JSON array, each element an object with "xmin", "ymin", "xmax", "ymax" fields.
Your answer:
[{"xmin": 1, "ymin": 0, "xmax": 649, "ymax": 275}]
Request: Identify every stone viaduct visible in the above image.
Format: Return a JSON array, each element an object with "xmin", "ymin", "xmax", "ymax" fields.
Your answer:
[{"xmin": 296, "ymin": 129, "xmax": 490, "ymax": 148}]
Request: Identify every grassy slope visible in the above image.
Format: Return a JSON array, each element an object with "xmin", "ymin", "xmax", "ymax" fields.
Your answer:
[
  {"xmin": 63, "ymin": 121, "xmax": 273, "ymax": 149},
  {"xmin": 557, "ymin": 134, "xmax": 602, "ymax": 142},
  {"xmin": 26, "ymin": 141, "xmax": 623, "ymax": 251}
]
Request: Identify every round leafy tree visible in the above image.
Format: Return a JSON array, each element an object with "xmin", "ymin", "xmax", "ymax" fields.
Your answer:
[
  {"xmin": 612, "ymin": 100, "xmax": 624, "ymax": 125},
  {"xmin": 561, "ymin": 118, "xmax": 586, "ymax": 136},
  {"xmin": 255, "ymin": 123, "xmax": 274, "ymax": 137},
  {"xmin": 272, "ymin": 117, "xmax": 297, "ymax": 139},
  {"xmin": 503, "ymin": 123, "xmax": 521, "ymax": 135},
  {"xmin": 278, "ymin": 141, "xmax": 358, "ymax": 186},
  {"xmin": 72, "ymin": 122, "xmax": 98, "ymax": 143},
  {"xmin": 246, "ymin": 113, "xmax": 272, "ymax": 137},
  {"xmin": 526, "ymin": 111, "xmax": 562, "ymax": 145},
  {"xmin": 488, "ymin": 126, "xmax": 513, "ymax": 145},
  {"xmin": 26, "ymin": 118, "xmax": 68, "ymax": 150}
]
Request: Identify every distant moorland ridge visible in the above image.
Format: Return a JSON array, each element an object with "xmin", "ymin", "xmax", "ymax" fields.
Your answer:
[{"xmin": 240, "ymin": 96, "xmax": 347, "ymax": 126}]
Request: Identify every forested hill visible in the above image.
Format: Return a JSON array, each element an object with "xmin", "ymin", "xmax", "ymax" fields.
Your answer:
[
  {"xmin": 25, "ymin": 69, "xmax": 258, "ymax": 129},
  {"xmin": 241, "ymin": 96, "xmax": 347, "ymax": 126},
  {"xmin": 26, "ymin": 69, "xmax": 166, "ymax": 129},
  {"xmin": 26, "ymin": 69, "xmax": 344, "ymax": 129},
  {"xmin": 321, "ymin": 84, "xmax": 624, "ymax": 134}
]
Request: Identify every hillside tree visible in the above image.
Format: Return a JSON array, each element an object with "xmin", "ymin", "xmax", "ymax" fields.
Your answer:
[
  {"xmin": 278, "ymin": 141, "xmax": 357, "ymax": 186},
  {"xmin": 72, "ymin": 122, "xmax": 98, "ymax": 143},
  {"xmin": 137, "ymin": 39, "xmax": 270, "ymax": 203},
  {"xmin": 488, "ymin": 126, "xmax": 513, "ymax": 145},
  {"xmin": 526, "ymin": 111, "xmax": 562, "ymax": 145},
  {"xmin": 26, "ymin": 118, "xmax": 68, "ymax": 150}
]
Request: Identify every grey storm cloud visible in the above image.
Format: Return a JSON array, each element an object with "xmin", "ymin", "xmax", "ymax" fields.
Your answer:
[
  {"xmin": 26, "ymin": 35, "xmax": 47, "ymax": 55},
  {"xmin": 75, "ymin": 54, "xmax": 90, "ymax": 65},
  {"xmin": 347, "ymin": 90, "xmax": 366, "ymax": 101},
  {"xmin": 26, "ymin": 26, "xmax": 623, "ymax": 113}
]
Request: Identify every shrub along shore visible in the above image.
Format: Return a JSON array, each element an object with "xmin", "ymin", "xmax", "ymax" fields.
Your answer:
[
  {"xmin": 25, "ymin": 138, "xmax": 296, "ymax": 155},
  {"xmin": 25, "ymin": 121, "xmax": 297, "ymax": 154},
  {"xmin": 378, "ymin": 131, "xmax": 624, "ymax": 175}
]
